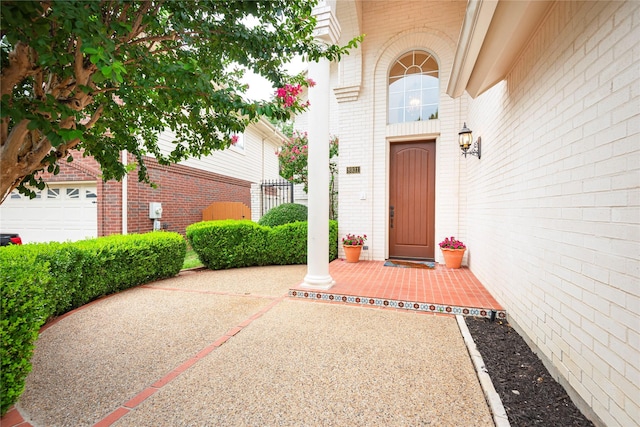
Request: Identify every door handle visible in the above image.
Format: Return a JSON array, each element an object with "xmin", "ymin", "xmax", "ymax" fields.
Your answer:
[{"xmin": 390, "ymin": 205, "xmax": 394, "ymax": 228}]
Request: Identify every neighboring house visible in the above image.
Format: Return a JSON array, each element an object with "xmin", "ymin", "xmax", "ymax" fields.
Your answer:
[
  {"xmin": 0, "ymin": 118, "xmax": 286, "ymax": 243},
  {"xmin": 298, "ymin": 1, "xmax": 638, "ymax": 426}
]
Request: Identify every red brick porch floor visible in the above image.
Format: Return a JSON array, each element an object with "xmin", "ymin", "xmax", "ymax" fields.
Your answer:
[{"xmin": 290, "ymin": 259, "xmax": 506, "ymax": 319}]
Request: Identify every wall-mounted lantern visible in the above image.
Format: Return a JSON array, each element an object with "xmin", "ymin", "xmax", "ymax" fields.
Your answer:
[{"xmin": 458, "ymin": 123, "xmax": 481, "ymax": 159}]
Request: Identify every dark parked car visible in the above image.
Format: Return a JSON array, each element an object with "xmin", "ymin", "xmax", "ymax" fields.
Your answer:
[{"xmin": 0, "ymin": 233, "xmax": 22, "ymax": 246}]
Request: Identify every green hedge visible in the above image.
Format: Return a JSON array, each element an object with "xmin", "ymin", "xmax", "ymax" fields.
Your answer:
[
  {"xmin": 268, "ymin": 222, "xmax": 308, "ymax": 265},
  {"xmin": 33, "ymin": 243, "xmax": 85, "ymax": 317},
  {"xmin": 0, "ymin": 231, "xmax": 186, "ymax": 415},
  {"xmin": 186, "ymin": 219, "xmax": 338, "ymax": 269},
  {"xmin": 72, "ymin": 232, "xmax": 186, "ymax": 306},
  {"xmin": 258, "ymin": 203, "xmax": 308, "ymax": 227},
  {"xmin": 186, "ymin": 220, "xmax": 270, "ymax": 269},
  {"xmin": 0, "ymin": 246, "xmax": 49, "ymax": 416}
]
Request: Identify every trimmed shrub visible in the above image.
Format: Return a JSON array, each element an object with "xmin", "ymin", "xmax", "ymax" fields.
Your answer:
[
  {"xmin": 1, "ymin": 246, "xmax": 49, "ymax": 415},
  {"xmin": 35, "ymin": 243, "xmax": 85, "ymax": 317},
  {"xmin": 73, "ymin": 232, "xmax": 186, "ymax": 305},
  {"xmin": 329, "ymin": 220, "xmax": 338, "ymax": 261},
  {"xmin": 268, "ymin": 222, "xmax": 308, "ymax": 265},
  {"xmin": 187, "ymin": 219, "xmax": 338, "ymax": 269},
  {"xmin": 186, "ymin": 220, "xmax": 270, "ymax": 269},
  {"xmin": 258, "ymin": 203, "xmax": 308, "ymax": 227}
]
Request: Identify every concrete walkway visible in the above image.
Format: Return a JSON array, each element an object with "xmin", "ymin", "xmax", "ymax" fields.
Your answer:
[{"xmin": 6, "ymin": 265, "xmax": 494, "ymax": 426}]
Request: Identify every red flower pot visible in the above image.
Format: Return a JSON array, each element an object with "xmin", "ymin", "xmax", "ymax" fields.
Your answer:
[
  {"xmin": 441, "ymin": 248, "xmax": 465, "ymax": 268},
  {"xmin": 343, "ymin": 245, "xmax": 363, "ymax": 263}
]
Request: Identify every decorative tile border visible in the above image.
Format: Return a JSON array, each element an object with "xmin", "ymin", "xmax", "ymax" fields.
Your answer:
[{"xmin": 288, "ymin": 290, "xmax": 507, "ymax": 320}]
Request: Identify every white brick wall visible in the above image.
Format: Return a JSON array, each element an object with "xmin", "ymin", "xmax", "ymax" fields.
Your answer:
[
  {"xmin": 298, "ymin": 2, "xmax": 637, "ymax": 423},
  {"xmin": 334, "ymin": 0, "xmax": 467, "ymax": 260},
  {"xmin": 250, "ymin": 183, "xmax": 261, "ymax": 223},
  {"xmin": 464, "ymin": 2, "xmax": 640, "ymax": 426}
]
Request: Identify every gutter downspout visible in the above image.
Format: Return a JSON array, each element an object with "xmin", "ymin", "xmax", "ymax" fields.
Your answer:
[
  {"xmin": 261, "ymin": 137, "xmax": 266, "ymax": 181},
  {"xmin": 121, "ymin": 150, "xmax": 128, "ymax": 235}
]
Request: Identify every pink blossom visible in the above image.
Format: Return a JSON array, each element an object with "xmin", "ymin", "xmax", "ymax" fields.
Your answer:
[
  {"xmin": 306, "ymin": 78, "xmax": 316, "ymax": 87},
  {"xmin": 276, "ymin": 83, "xmax": 306, "ymax": 108},
  {"xmin": 438, "ymin": 236, "xmax": 466, "ymax": 249},
  {"xmin": 231, "ymin": 135, "xmax": 239, "ymax": 145}
]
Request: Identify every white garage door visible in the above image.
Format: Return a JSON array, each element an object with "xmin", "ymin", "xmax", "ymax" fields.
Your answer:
[{"xmin": 0, "ymin": 183, "xmax": 98, "ymax": 244}]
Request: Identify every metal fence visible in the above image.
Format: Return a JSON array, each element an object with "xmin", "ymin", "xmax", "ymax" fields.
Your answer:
[{"xmin": 260, "ymin": 179, "xmax": 294, "ymax": 215}]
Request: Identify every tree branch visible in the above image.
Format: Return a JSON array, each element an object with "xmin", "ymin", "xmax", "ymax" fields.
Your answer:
[
  {"xmin": 0, "ymin": 119, "xmax": 51, "ymax": 199},
  {"xmin": 83, "ymin": 105, "xmax": 104, "ymax": 129},
  {"xmin": 0, "ymin": 117, "xmax": 8, "ymax": 147},
  {"xmin": 74, "ymin": 37, "xmax": 85, "ymax": 85},
  {"xmin": 0, "ymin": 42, "xmax": 40, "ymax": 99},
  {"xmin": 130, "ymin": 33, "xmax": 179, "ymax": 48},
  {"xmin": 34, "ymin": 68, "xmax": 44, "ymax": 99},
  {"xmin": 127, "ymin": 1, "xmax": 153, "ymax": 43},
  {"xmin": 117, "ymin": 2, "xmax": 132, "ymax": 23},
  {"xmin": 50, "ymin": 76, "xmax": 74, "ymax": 99}
]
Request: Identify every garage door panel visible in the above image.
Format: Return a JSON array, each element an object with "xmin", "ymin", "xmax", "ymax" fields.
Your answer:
[
  {"xmin": 25, "ymin": 209, "xmax": 46, "ymax": 221},
  {"xmin": 42, "ymin": 206, "xmax": 64, "ymax": 217},
  {"xmin": 0, "ymin": 183, "xmax": 98, "ymax": 243},
  {"xmin": 63, "ymin": 209, "xmax": 85, "ymax": 221}
]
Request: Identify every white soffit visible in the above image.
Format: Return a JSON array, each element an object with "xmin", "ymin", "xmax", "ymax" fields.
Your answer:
[
  {"xmin": 447, "ymin": 0, "xmax": 498, "ymax": 99},
  {"xmin": 255, "ymin": 117, "xmax": 288, "ymax": 142},
  {"xmin": 447, "ymin": 0, "xmax": 553, "ymax": 99}
]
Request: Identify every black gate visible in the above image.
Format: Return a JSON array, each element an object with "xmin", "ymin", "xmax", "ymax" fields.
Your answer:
[{"xmin": 261, "ymin": 179, "xmax": 294, "ymax": 215}]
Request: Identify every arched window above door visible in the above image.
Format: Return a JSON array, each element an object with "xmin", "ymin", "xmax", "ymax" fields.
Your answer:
[{"xmin": 388, "ymin": 50, "xmax": 439, "ymax": 124}]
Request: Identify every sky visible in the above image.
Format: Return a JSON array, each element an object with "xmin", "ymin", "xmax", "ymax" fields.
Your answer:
[
  {"xmin": 237, "ymin": 15, "xmax": 308, "ymax": 101},
  {"xmin": 241, "ymin": 56, "xmax": 308, "ymax": 101}
]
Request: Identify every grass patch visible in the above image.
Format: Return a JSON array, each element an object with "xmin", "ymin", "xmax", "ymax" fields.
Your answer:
[{"xmin": 182, "ymin": 248, "xmax": 204, "ymax": 270}]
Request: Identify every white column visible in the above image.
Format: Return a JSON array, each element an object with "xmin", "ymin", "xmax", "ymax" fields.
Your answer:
[
  {"xmin": 302, "ymin": 56, "xmax": 334, "ymax": 289},
  {"xmin": 250, "ymin": 183, "xmax": 262, "ymax": 223},
  {"xmin": 302, "ymin": 4, "xmax": 340, "ymax": 290}
]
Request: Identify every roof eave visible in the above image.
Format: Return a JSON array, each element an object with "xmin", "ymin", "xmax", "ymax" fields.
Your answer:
[{"xmin": 447, "ymin": 0, "xmax": 554, "ymax": 99}]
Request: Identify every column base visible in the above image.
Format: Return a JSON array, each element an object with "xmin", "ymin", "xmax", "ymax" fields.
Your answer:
[{"xmin": 301, "ymin": 274, "xmax": 335, "ymax": 290}]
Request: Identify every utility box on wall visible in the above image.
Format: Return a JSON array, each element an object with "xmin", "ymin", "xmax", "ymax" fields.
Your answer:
[{"xmin": 149, "ymin": 202, "xmax": 163, "ymax": 219}]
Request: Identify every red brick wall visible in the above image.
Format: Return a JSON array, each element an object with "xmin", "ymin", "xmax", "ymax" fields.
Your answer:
[
  {"xmin": 100, "ymin": 179, "xmax": 123, "ymax": 237},
  {"xmin": 37, "ymin": 150, "xmax": 100, "ymax": 182},
  {"xmin": 36, "ymin": 151, "xmax": 252, "ymax": 237},
  {"xmin": 124, "ymin": 155, "xmax": 251, "ymax": 236}
]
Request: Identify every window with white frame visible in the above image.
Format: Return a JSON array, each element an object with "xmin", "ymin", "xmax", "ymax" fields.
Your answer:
[
  {"xmin": 230, "ymin": 133, "xmax": 245, "ymax": 152},
  {"xmin": 66, "ymin": 188, "xmax": 80, "ymax": 199},
  {"xmin": 388, "ymin": 50, "xmax": 439, "ymax": 124}
]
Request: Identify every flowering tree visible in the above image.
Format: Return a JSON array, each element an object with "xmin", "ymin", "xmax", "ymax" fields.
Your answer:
[
  {"xmin": 277, "ymin": 130, "xmax": 339, "ymax": 219},
  {"xmin": 276, "ymin": 83, "xmax": 310, "ymax": 109},
  {"xmin": 0, "ymin": 1, "xmax": 361, "ymax": 203}
]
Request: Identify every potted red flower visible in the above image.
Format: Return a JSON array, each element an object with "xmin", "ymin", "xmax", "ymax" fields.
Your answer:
[
  {"xmin": 439, "ymin": 236, "xmax": 466, "ymax": 268},
  {"xmin": 342, "ymin": 233, "xmax": 367, "ymax": 263}
]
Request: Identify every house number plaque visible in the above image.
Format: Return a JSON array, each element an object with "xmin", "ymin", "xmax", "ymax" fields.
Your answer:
[{"xmin": 346, "ymin": 166, "xmax": 361, "ymax": 174}]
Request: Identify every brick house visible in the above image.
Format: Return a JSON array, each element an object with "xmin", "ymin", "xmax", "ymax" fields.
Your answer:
[
  {"xmin": 0, "ymin": 118, "xmax": 285, "ymax": 242},
  {"xmin": 299, "ymin": 2, "xmax": 639, "ymax": 426}
]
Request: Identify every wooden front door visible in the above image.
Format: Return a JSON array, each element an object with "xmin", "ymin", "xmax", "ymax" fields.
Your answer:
[{"xmin": 389, "ymin": 141, "xmax": 436, "ymax": 260}]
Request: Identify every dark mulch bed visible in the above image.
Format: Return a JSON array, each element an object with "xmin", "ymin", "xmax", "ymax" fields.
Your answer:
[{"xmin": 465, "ymin": 317, "xmax": 595, "ymax": 427}]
